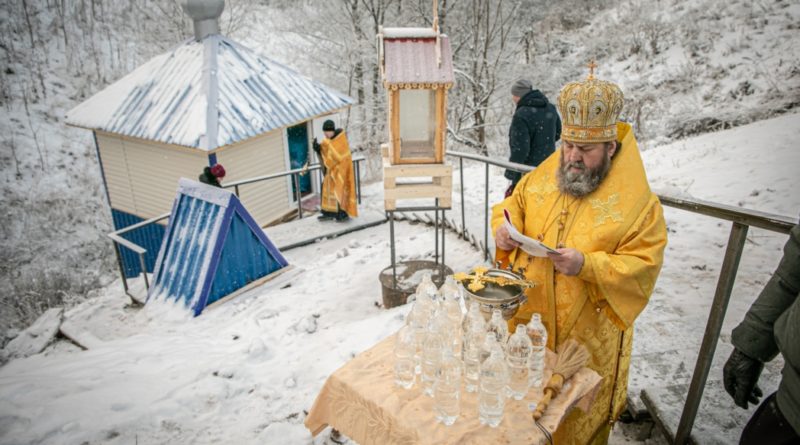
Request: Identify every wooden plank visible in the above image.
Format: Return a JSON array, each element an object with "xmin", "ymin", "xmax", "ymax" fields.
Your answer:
[
  {"xmin": 435, "ymin": 88, "xmax": 445, "ymax": 163},
  {"xmin": 59, "ymin": 320, "xmax": 103, "ymax": 350},
  {"xmin": 384, "ymin": 199, "xmax": 396, "ymax": 210},
  {"xmin": 391, "ymin": 89, "xmax": 401, "ymax": 165},
  {"xmin": 384, "ymin": 177, "xmax": 396, "ymax": 188},
  {"xmin": 381, "ymin": 143, "xmax": 389, "ymax": 158},
  {"xmin": 383, "ymin": 163, "xmax": 452, "ymax": 178},
  {"xmin": 384, "ymin": 184, "xmax": 451, "ymax": 200},
  {"xmin": 3, "ymin": 308, "xmax": 63, "ymax": 359}
]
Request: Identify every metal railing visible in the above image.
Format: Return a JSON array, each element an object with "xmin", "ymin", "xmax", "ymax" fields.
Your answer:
[
  {"xmin": 107, "ymin": 156, "xmax": 366, "ymax": 300},
  {"xmin": 444, "ymin": 149, "xmax": 797, "ymax": 444}
]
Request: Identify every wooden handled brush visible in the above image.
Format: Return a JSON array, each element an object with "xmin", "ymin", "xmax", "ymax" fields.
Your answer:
[{"xmin": 533, "ymin": 339, "xmax": 590, "ymax": 421}]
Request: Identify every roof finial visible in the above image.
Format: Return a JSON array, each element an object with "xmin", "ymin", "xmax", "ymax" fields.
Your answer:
[
  {"xmin": 181, "ymin": 0, "xmax": 225, "ymax": 41},
  {"xmin": 587, "ymin": 60, "xmax": 597, "ymax": 80}
]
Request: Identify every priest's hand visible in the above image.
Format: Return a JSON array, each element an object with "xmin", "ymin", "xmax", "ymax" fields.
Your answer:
[
  {"xmin": 548, "ymin": 248, "xmax": 584, "ymax": 276},
  {"xmin": 495, "ymin": 225, "xmax": 521, "ymax": 251}
]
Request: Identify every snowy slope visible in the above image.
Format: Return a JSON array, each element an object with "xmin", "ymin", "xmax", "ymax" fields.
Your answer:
[{"xmin": 1, "ymin": 112, "xmax": 798, "ymax": 444}]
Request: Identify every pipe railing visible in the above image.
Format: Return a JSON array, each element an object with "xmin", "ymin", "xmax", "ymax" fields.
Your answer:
[
  {"xmin": 105, "ymin": 146, "xmax": 796, "ymax": 443},
  {"xmin": 445, "ymin": 149, "xmax": 797, "ymax": 444},
  {"xmin": 107, "ymin": 156, "xmax": 365, "ymax": 301}
]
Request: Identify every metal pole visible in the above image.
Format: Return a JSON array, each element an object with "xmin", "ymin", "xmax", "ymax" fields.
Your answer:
[
  {"xmin": 435, "ymin": 198, "xmax": 439, "ymax": 266},
  {"xmin": 113, "ymin": 242, "xmax": 129, "ymax": 293},
  {"xmin": 139, "ymin": 252, "xmax": 150, "ymax": 290},
  {"xmin": 441, "ymin": 208, "xmax": 446, "ymax": 279},
  {"xmin": 674, "ymin": 222, "xmax": 749, "ymax": 444},
  {"xmin": 234, "ymin": 184, "xmax": 240, "ymax": 197},
  {"xmin": 355, "ymin": 160, "xmax": 362, "ymax": 204},
  {"xmin": 293, "ymin": 173, "xmax": 303, "ymax": 219},
  {"xmin": 484, "ymin": 162, "xmax": 489, "ymax": 261},
  {"xmin": 460, "ymin": 157, "xmax": 466, "ymax": 238},
  {"xmin": 390, "ymin": 210, "xmax": 396, "ymax": 289}
]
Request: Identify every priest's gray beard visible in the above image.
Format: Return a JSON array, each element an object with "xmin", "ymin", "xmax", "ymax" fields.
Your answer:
[{"xmin": 557, "ymin": 149, "xmax": 611, "ymax": 197}]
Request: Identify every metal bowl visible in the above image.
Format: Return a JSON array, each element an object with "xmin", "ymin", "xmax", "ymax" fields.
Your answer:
[{"xmin": 462, "ymin": 268, "xmax": 529, "ymax": 321}]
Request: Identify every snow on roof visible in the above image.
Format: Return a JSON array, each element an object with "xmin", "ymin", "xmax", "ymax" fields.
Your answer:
[
  {"xmin": 382, "ymin": 27, "xmax": 438, "ymax": 39},
  {"xmin": 66, "ymin": 35, "xmax": 353, "ymax": 151},
  {"xmin": 383, "ymin": 35, "xmax": 454, "ymax": 87}
]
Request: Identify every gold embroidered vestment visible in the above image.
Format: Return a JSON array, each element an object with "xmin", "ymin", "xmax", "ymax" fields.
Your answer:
[
  {"xmin": 491, "ymin": 122, "xmax": 667, "ymax": 444},
  {"xmin": 320, "ymin": 131, "xmax": 358, "ymax": 217}
]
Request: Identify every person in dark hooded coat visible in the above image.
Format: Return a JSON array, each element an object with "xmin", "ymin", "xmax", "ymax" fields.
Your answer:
[
  {"xmin": 504, "ymin": 79, "xmax": 561, "ymax": 197},
  {"xmin": 724, "ymin": 221, "xmax": 800, "ymax": 444},
  {"xmin": 199, "ymin": 164, "xmax": 225, "ymax": 188}
]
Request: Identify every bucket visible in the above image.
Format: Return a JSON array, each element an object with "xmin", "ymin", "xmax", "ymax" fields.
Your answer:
[{"xmin": 378, "ymin": 260, "xmax": 453, "ymax": 309}]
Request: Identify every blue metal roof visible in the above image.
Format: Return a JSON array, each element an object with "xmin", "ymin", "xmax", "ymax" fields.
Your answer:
[
  {"xmin": 148, "ymin": 179, "xmax": 289, "ymax": 315},
  {"xmin": 66, "ymin": 35, "xmax": 353, "ymax": 151}
]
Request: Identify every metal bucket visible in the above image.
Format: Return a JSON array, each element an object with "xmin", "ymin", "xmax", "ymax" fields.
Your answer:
[
  {"xmin": 378, "ymin": 260, "xmax": 453, "ymax": 309},
  {"xmin": 462, "ymin": 268, "xmax": 528, "ymax": 321}
]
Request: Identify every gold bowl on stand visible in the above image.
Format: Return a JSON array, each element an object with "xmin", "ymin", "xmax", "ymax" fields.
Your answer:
[{"xmin": 456, "ymin": 267, "xmax": 534, "ymax": 321}]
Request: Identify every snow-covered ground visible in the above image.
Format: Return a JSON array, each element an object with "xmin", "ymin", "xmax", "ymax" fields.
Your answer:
[{"xmin": 1, "ymin": 112, "xmax": 798, "ymax": 444}]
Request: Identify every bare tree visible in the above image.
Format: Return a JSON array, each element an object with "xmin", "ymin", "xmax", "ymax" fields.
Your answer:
[{"xmin": 446, "ymin": 0, "xmax": 521, "ymax": 155}]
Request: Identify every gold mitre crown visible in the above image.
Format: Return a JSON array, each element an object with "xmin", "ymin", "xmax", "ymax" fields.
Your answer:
[{"xmin": 557, "ymin": 61, "xmax": 624, "ymax": 143}]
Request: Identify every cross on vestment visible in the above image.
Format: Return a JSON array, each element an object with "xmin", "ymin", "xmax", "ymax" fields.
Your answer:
[{"xmin": 590, "ymin": 193, "xmax": 624, "ymax": 227}]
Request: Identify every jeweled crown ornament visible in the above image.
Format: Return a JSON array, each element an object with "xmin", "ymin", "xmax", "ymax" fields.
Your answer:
[{"xmin": 557, "ymin": 60, "xmax": 624, "ymax": 144}]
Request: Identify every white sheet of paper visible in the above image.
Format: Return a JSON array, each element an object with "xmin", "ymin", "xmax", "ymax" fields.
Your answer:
[{"xmin": 503, "ymin": 209, "xmax": 560, "ymax": 257}]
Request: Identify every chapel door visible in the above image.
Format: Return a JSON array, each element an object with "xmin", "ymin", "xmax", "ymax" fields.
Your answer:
[{"xmin": 287, "ymin": 122, "xmax": 312, "ymax": 197}]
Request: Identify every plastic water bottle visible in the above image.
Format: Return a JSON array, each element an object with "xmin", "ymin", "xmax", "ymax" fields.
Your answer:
[
  {"xmin": 461, "ymin": 302, "xmax": 484, "ymax": 357},
  {"xmin": 487, "ymin": 309, "xmax": 509, "ymax": 346},
  {"xmin": 439, "ymin": 277, "xmax": 464, "ymax": 331},
  {"xmin": 416, "ymin": 272, "xmax": 439, "ymax": 302},
  {"xmin": 478, "ymin": 343, "xmax": 509, "ymax": 427},
  {"xmin": 408, "ymin": 297, "xmax": 430, "ymax": 375},
  {"xmin": 434, "ymin": 342, "xmax": 462, "ymax": 426},
  {"xmin": 394, "ymin": 324, "xmax": 416, "ymax": 389},
  {"xmin": 527, "ymin": 313, "xmax": 548, "ymax": 388},
  {"xmin": 479, "ymin": 332, "xmax": 499, "ymax": 364},
  {"xmin": 506, "ymin": 324, "xmax": 532, "ymax": 400},
  {"xmin": 422, "ymin": 316, "xmax": 445, "ymax": 396},
  {"xmin": 463, "ymin": 309, "xmax": 486, "ymax": 393}
]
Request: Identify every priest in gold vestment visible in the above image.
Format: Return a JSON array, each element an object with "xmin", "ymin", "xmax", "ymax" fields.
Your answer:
[
  {"xmin": 315, "ymin": 119, "xmax": 358, "ymax": 221},
  {"xmin": 492, "ymin": 67, "xmax": 667, "ymax": 444}
]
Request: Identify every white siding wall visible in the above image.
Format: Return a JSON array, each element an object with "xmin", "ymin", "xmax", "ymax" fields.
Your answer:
[
  {"xmin": 96, "ymin": 133, "xmax": 136, "ymax": 214},
  {"xmin": 216, "ymin": 130, "xmax": 291, "ymax": 226},
  {"xmin": 97, "ymin": 132, "xmax": 208, "ymax": 219}
]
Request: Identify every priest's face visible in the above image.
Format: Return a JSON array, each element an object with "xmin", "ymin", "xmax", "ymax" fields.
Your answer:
[{"xmin": 557, "ymin": 140, "xmax": 617, "ymax": 197}]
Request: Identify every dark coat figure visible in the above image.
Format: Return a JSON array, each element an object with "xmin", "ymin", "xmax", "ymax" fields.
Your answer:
[
  {"xmin": 505, "ymin": 89, "xmax": 561, "ymax": 187},
  {"xmin": 199, "ymin": 164, "xmax": 225, "ymax": 188},
  {"xmin": 725, "ymin": 221, "xmax": 800, "ymax": 443}
]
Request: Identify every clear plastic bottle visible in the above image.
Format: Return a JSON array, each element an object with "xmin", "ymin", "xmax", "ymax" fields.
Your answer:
[
  {"xmin": 408, "ymin": 297, "xmax": 431, "ymax": 375},
  {"xmin": 434, "ymin": 341, "xmax": 462, "ymax": 426},
  {"xmin": 479, "ymin": 332, "xmax": 499, "ymax": 364},
  {"xmin": 461, "ymin": 303, "xmax": 484, "ymax": 357},
  {"xmin": 416, "ymin": 272, "xmax": 439, "ymax": 302},
  {"xmin": 439, "ymin": 277, "xmax": 464, "ymax": 332},
  {"xmin": 463, "ymin": 311, "xmax": 486, "ymax": 393},
  {"xmin": 421, "ymin": 316, "xmax": 445, "ymax": 397},
  {"xmin": 394, "ymin": 324, "xmax": 416, "ymax": 389},
  {"xmin": 478, "ymin": 343, "xmax": 509, "ymax": 427},
  {"xmin": 487, "ymin": 309, "xmax": 509, "ymax": 346},
  {"xmin": 506, "ymin": 324, "xmax": 532, "ymax": 400},
  {"xmin": 527, "ymin": 313, "xmax": 548, "ymax": 388}
]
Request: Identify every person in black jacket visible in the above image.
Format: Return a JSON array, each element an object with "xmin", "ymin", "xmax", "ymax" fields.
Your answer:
[
  {"xmin": 199, "ymin": 164, "xmax": 225, "ymax": 188},
  {"xmin": 504, "ymin": 79, "xmax": 561, "ymax": 197},
  {"xmin": 724, "ymin": 221, "xmax": 799, "ymax": 444}
]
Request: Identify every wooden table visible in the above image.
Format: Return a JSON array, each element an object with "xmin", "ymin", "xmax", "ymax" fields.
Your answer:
[{"xmin": 305, "ymin": 333, "xmax": 601, "ymax": 445}]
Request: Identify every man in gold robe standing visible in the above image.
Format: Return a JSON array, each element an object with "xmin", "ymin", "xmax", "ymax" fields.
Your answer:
[
  {"xmin": 314, "ymin": 119, "xmax": 358, "ymax": 222},
  {"xmin": 492, "ymin": 65, "xmax": 667, "ymax": 444}
]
